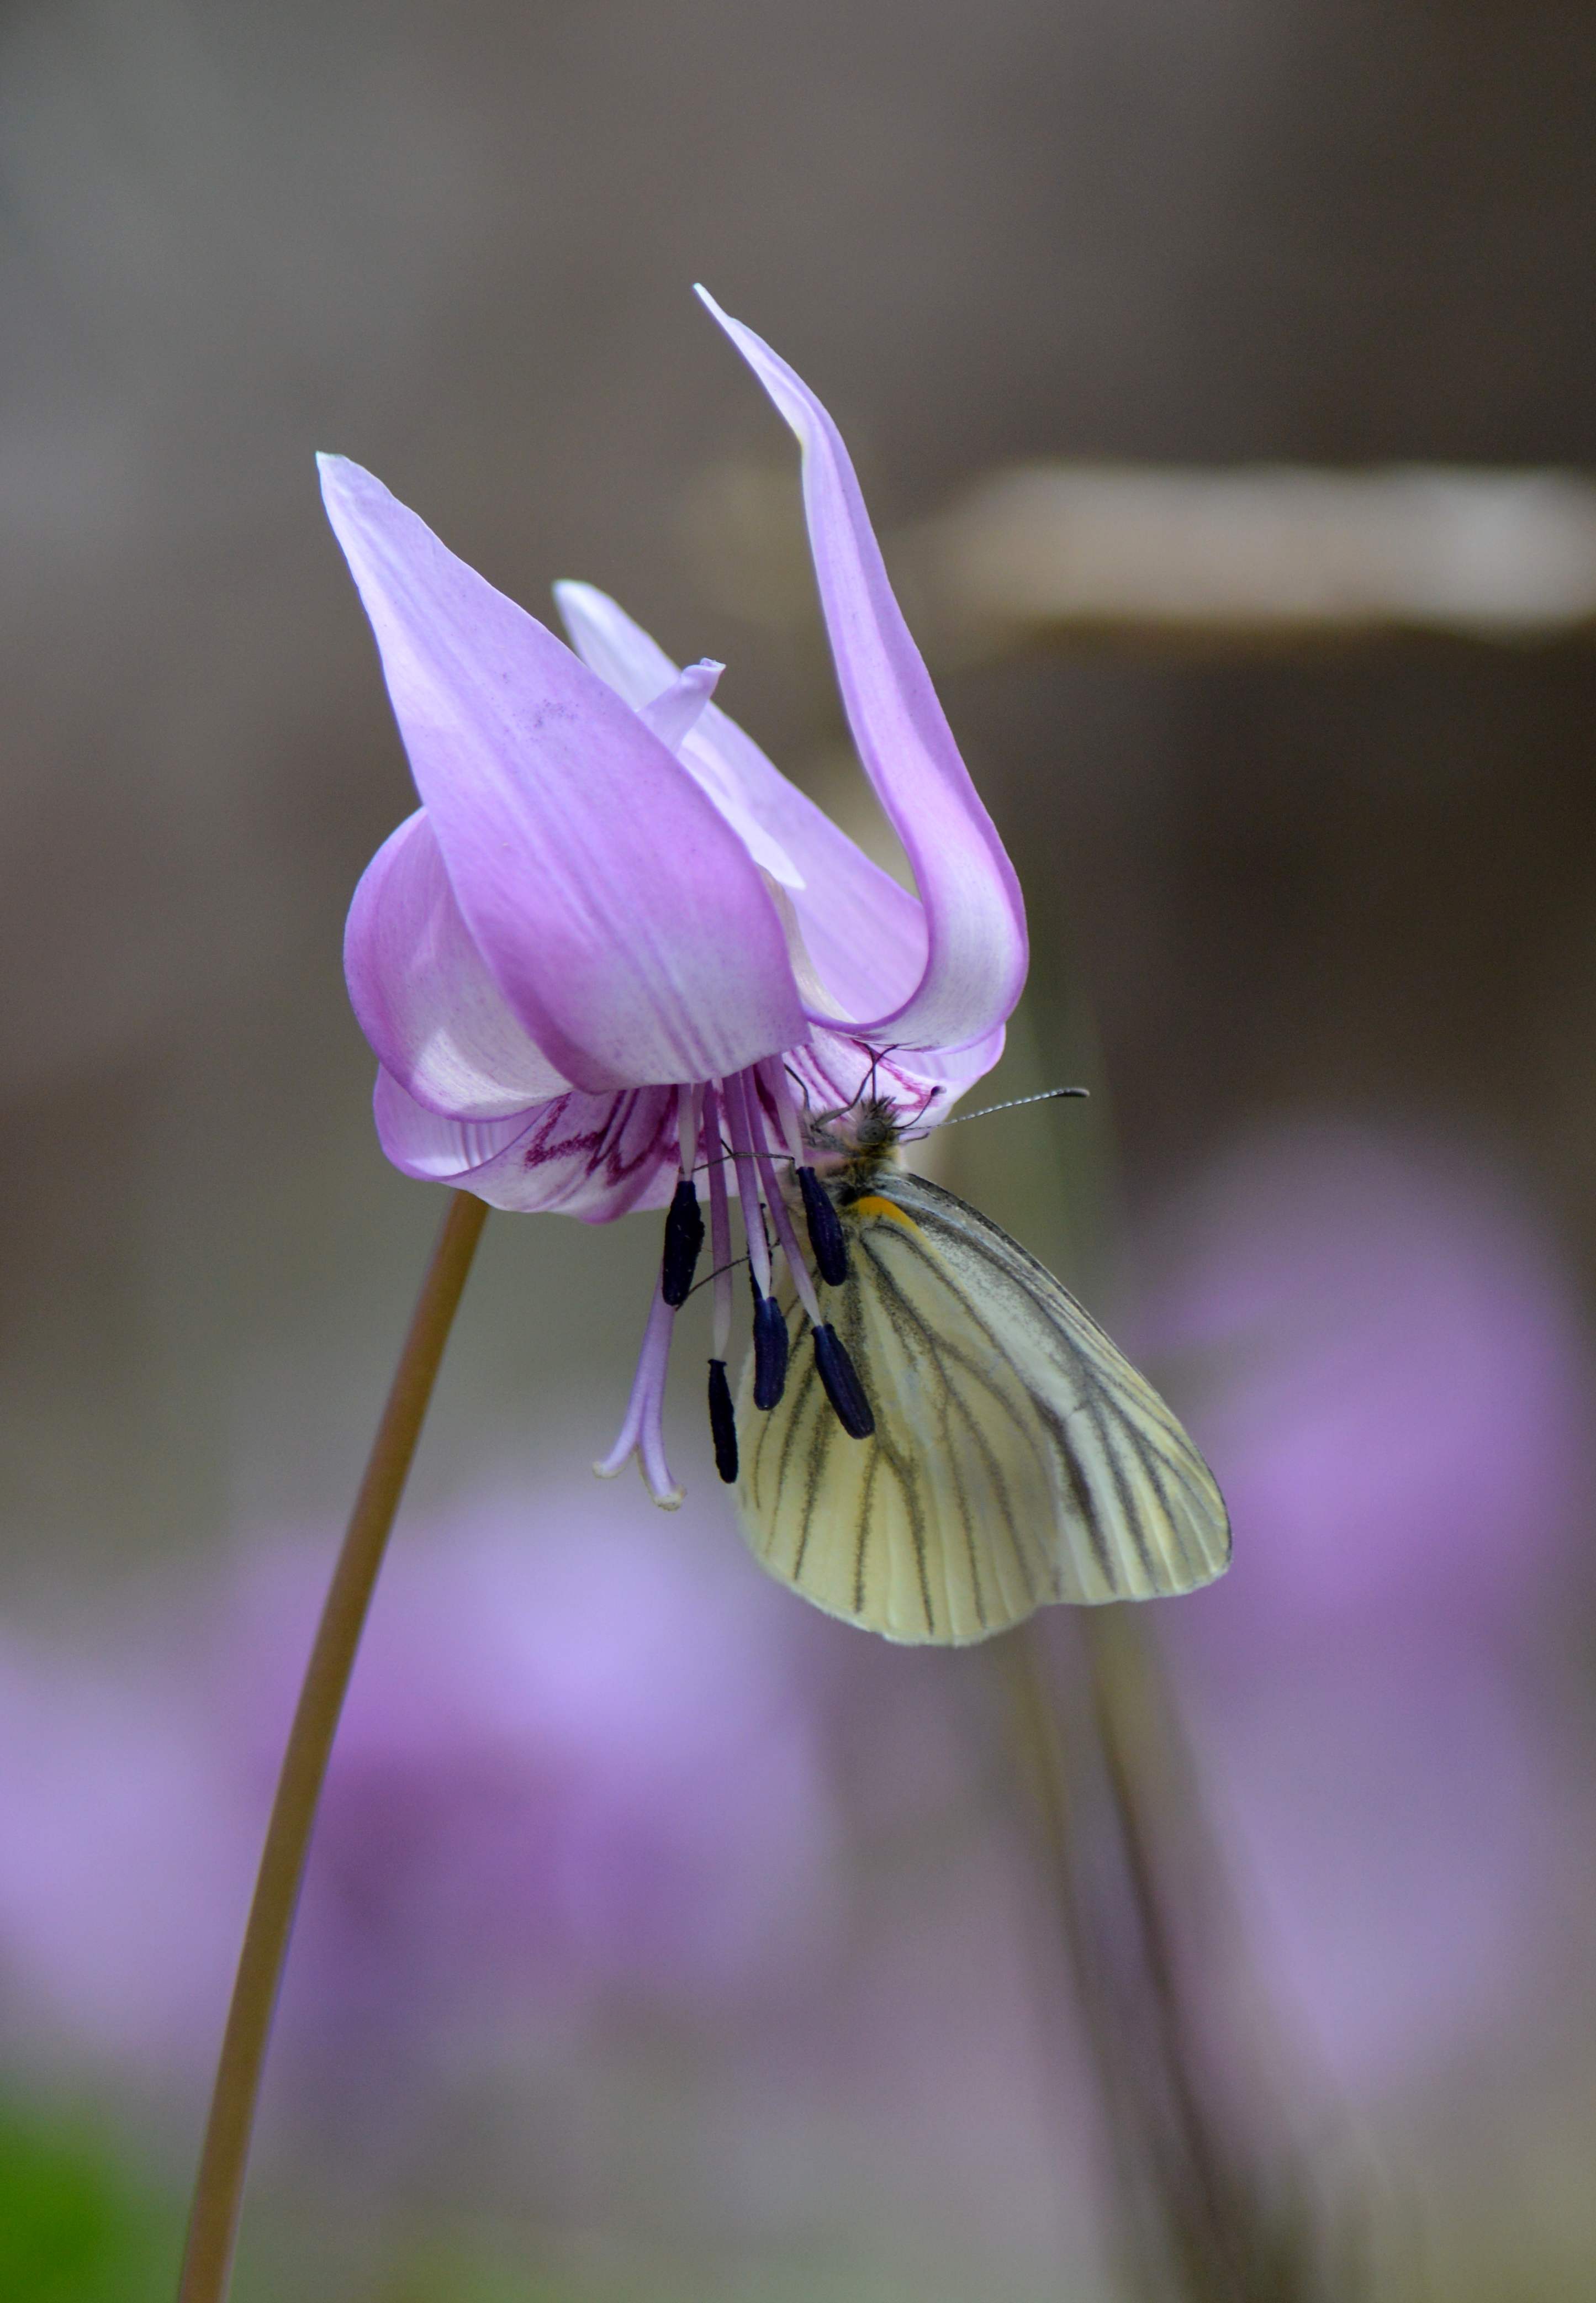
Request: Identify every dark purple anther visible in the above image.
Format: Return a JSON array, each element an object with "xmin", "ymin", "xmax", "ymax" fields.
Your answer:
[
  {"xmin": 752, "ymin": 1295, "xmax": 789, "ymax": 1409},
  {"xmin": 660, "ymin": 1178, "xmax": 705, "ymax": 1306},
  {"xmin": 797, "ymin": 1165, "xmax": 848, "ymax": 1286},
  {"xmin": 813, "ymin": 1323, "xmax": 874, "ymax": 1439},
  {"xmin": 707, "ymin": 1360, "xmax": 738, "ymax": 1482}
]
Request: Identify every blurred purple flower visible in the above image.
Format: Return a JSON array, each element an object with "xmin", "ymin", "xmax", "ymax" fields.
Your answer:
[
  {"xmin": 320, "ymin": 292, "xmax": 1026, "ymax": 1504},
  {"xmin": 1139, "ymin": 1120, "xmax": 1595, "ymax": 2091},
  {"xmin": 0, "ymin": 1485, "xmax": 837, "ymax": 2098}
]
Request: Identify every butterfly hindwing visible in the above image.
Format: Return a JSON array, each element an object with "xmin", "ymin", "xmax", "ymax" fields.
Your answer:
[{"xmin": 733, "ymin": 1172, "xmax": 1229, "ymax": 1645}]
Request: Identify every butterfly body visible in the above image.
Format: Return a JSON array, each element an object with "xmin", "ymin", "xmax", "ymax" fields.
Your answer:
[{"xmin": 733, "ymin": 1098, "xmax": 1229, "ymax": 1645}]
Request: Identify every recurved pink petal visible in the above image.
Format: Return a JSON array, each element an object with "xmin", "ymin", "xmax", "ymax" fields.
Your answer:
[
  {"xmin": 321, "ymin": 457, "xmax": 808, "ymax": 1095},
  {"xmin": 695, "ymin": 294, "xmax": 1028, "ymax": 1056},
  {"xmin": 554, "ymin": 581, "xmax": 927, "ymax": 1026},
  {"xmin": 346, "ymin": 811, "xmax": 572, "ymax": 1119},
  {"xmin": 372, "ymin": 1067, "xmax": 679, "ymax": 1220}
]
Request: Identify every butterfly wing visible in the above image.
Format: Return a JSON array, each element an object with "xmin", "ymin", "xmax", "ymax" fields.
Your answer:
[{"xmin": 734, "ymin": 1172, "xmax": 1229, "ymax": 1644}]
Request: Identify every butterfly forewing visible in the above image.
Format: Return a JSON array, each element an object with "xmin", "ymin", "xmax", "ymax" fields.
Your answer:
[{"xmin": 733, "ymin": 1172, "xmax": 1229, "ymax": 1645}]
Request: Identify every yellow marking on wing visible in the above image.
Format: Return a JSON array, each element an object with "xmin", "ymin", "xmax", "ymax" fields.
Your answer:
[{"xmin": 849, "ymin": 1195, "xmax": 922, "ymax": 1231}]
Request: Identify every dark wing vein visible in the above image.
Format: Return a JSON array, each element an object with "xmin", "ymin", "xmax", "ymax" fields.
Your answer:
[{"xmin": 733, "ymin": 1169, "xmax": 1229, "ymax": 1642}]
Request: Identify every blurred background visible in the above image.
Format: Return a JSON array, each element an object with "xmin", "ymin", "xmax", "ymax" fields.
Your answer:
[{"xmin": 3, "ymin": 2, "xmax": 1596, "ymax": 2295}]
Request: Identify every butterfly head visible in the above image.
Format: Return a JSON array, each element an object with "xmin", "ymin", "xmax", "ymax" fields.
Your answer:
[{"xmin": 804, "ymin": 1093, "xmax": 908, "ymax": 1194}]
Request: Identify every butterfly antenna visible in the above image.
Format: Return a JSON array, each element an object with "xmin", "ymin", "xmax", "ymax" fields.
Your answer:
[
  {"xmin": 849, "ymin": 1045, "xmax": 884, "ymax": 1116},
  {"xmin": 686, "ymin": 1253, "xmax": 751, "ymax": 1301},
  {"xmin": 818, "ymin": 1043, "xmax": 899, "ymax": 1126},
  {"xmin": 934, "ymin": 1086, "xmax": 1090, "ymax": 1128},
  {"xmin": 694, "ymin": 1145, "xmax": 795, "ymax": 1174}
]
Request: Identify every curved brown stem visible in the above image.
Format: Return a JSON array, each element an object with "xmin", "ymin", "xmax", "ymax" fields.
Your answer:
[{"xmin": 176, "ymin": 1190, "xmax": 489, "ymax": 2303}]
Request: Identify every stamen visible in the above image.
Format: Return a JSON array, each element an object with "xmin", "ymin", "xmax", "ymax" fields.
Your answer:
[
  {"xmin": 751, "ymin": 1080, "xmax": 863, "ymax": 1434},
  {"xmin": 721, "ymin": 1071, "xmax": 774, "ymax": 1301},
  {"xmin": 747, "ymin": 1071, "xmax": 868, "ymax": 1437},
  {"xmin": 702, "ymin": 1083, "xmax": 734, "ymax": 1363},
  {"xmin": 813, "ymin": 1323, "xmax": 874, "ymax": 1439},
  {"xmin": 747, "ymin": 1066, "xmax": 863, "ymax": 1431},
  {"xmin": 594, "ymin": 1285, "xmax": 684, "ymax": 1509},
  {"xmin": 797, "ymin": 1166, "xmax": 848, "ymax": 1286},
  {"xmin": 754, "ymin": 1137, "xmax": 825, "ymax": 1327},
  {"xmin": 760, "ymin": 1056, "xmax": 848, "ymax": 1287},
  {"xmin": 707, "ymin": 1359, "xmax": 738, "ymax": 1481},
  {"xmin": 752, "ymin": 1293, "xmax": 789, "ymax": 1409},
  {"xmin": 677, "ymin": 1081, "xmax": 703, "ymax": 1177},
  {"xmin": 724, "ymin": 1069, "xmax": 789, "ymax": 1409},
  {"xmin": 660, "ymin": 1180, "xmax": 705, "ymax": 1306}
]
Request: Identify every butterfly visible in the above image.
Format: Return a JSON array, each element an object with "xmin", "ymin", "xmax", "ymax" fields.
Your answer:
[{"xmin": 732, "ymin": 1095, "xmax": 1230, "ymax": 1645}]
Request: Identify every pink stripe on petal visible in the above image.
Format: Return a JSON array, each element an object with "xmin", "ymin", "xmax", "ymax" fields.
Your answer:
[
  {"xmin": 695, "ymin": 294, "xmax": 1028, "ymax": 1055},
  {"xmin": 322, "ymin": 457, "xmax": 807, "ymax": 1094},
  {"xmin": 373, "ymin": 1068, "xmax": 678, "ymax": 1220}
]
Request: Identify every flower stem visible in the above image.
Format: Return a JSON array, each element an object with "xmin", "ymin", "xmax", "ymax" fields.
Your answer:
[
  {"xmin": 1001, "ymin": 1616, "xmax": 1341, "ymax": 2303},
  {"xmin": 998, "ymin": 1620, "xmax": 1154, "ymax": 2270},
  {"xmin": 176, "ymin": 1190, "xmax": 489, "ymax": 2303}
]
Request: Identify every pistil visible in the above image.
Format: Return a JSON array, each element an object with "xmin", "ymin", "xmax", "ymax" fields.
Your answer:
[
  {"xmin": 605, "ymin": 1058, "xmax": 874, "ymax": 1507},
  {"xmin": 594, "ymin": 1282, "xmax": 684, "ymax": 1508}
]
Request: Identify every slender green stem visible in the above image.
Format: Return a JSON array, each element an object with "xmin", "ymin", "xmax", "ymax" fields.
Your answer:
[{"xmin": 176, "ymin": 1190, "xmax": 489, "ymax": 2303}]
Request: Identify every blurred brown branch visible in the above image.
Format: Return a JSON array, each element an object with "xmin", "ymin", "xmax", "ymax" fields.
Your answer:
[
  {"xmin": 686, "ymin": 455, "xmax": 1596, "ymax": 663},
  {"xmin": 907, "ymin": 466, "xmax": 1596, "ymax": 656}
]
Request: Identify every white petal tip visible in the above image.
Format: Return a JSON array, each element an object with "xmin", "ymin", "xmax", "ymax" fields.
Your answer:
[
  {"xmin": 317, "ymin": 453, "xmax": 352, "ymax": 505},
  {"xmin": 318, "ymin": 453, "xmax": 392, "ymax": 526},
  {"xmin": 553, "ymin": 578, "xmax": 604, "ymax": 611},
  {"xmin": 694, "ymin": 286, "xmax": 747, "ymax": 344}
]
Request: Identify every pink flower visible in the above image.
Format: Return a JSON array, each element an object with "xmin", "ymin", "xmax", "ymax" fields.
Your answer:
[
  {"xmin": 1140, "ymin": 1122, "xmax": 1595, "ymax": 2091},
  {"xmin": 321, "ymin": 292, "xmax": 1026, "ymax": 1506},
  {"xmin": 0, "ymin": 1489, "xmax": 838, "ymax": 2099}
]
